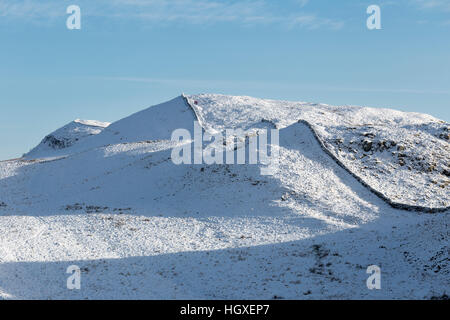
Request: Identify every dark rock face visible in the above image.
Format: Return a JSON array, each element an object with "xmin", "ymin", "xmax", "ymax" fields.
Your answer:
[
  {"xmin": 438, "ymin": 127, "xmax": 449, "ymax": 141},
  {"xmin": 42, "ymin": 135, "xmax": 72, "ymax": 150},
  {"xmin": 362, "ymin": 140, "xmax": 373, "ymax": 152}
]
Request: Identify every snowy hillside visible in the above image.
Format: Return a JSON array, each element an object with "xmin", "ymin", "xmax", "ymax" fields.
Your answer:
[
  {"xmin": 25, "ymin": 119, "xmax": 110, "ymax": 159},
  {"xmin": 187, "ymin": 94, "xmax": 449, "ymax": 211},
  {"xmin": 0, "ymin": 94, "xmax": 448, "ymax": 299}
]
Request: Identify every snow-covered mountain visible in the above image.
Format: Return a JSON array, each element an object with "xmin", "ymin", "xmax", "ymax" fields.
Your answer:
[
  {"xmin": 24, "ymin": 119, "xmax": 110, "ymax": 159},
  {"xmin": 0, "ymin": 94, "xmax": 448, "ymax": 299}
]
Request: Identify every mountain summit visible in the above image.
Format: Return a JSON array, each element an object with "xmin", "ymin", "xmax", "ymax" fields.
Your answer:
[{"xmin": 0, "ymin": 94, "xmax": 448, "ymax": 299}]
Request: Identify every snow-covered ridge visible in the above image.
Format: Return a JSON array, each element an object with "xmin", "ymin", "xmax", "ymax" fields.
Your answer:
[
  {"xmin": 185, "ymin": 94, "xmax": 449, "ymax": 211},
  {"xmin": 73, "ymin": 119, "xmax": 110, "ymax": 128},
  {"xmin": 23, "ymin": 97, "xmax": 197, "ymax": 161},
  {"xmin": 24, "ymin": 119, "xmax": 111, "ymax": 159},
  {"xmin": 22, "ymin": 94, "xmax": 449, "ymax": 211},
  {"xmin": 1, "ymin": 94, "xmax": 448, "ymax": 299},
  {"xmin": 20, "ymin": 94, "xmax": 449, "ymax": 211}
]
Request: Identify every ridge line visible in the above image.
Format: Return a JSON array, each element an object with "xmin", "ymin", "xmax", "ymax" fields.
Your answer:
[{"xmin": 182, "ymin": 94, "xmax": 449, "ymax": 214}]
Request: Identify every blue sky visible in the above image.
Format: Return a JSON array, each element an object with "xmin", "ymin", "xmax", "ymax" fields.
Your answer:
[{"xmin": 0, "ymin": 0, "xmax": 449, "ymax": 160}]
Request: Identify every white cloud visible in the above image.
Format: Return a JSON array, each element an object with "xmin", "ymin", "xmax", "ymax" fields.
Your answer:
[
  {"xmin": 0, "ymin": 0, "xmax": 344, "ymax": 30},
  {"xmin": 288, "ymin": 15, "xmax": 344, "ymax": 30},
  {"xmin": 413, "ymin": 0, "xmax": 450, "ymax": 11},
  {"xmin": 0, "ymin": 0, "xmax": 61, "ymax": 18}
]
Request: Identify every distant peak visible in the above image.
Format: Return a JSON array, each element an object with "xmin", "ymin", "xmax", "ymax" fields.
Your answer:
[{"xmin": 74, "ymin": 119, "xmax": 111, "ymax": 128}]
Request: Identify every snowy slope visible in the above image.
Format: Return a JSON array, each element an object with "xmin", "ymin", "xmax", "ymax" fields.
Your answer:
[
  {"xmin": 24, "ymin": 96, "xmax": 195, "ymax": 161},
  {"xmin": 187, "ymin": 94, "xmax": 449, "ymax": 210},
  {"xmin": 25, "ymin": 119, "xmax": 110, "ymax": 159},
  {"xmin": 0, "ymin": 94, "xmax": 448, "ymax": 300}
]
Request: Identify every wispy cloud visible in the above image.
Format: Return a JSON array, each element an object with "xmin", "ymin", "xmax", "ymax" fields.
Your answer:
[
  {"xmin": 97, "ymin": 76, "xmax": 450, "ymax": 95},
  {"xmin": 413, "ymin": 0, "xmax": 450, "ymax": 11},
  {"xmin": 0, "ymin": 0, "xmax": 344, "ymax": 30},
  {"xmin": 288, "ymin": 15, "xmax": 344, "ymax": 30},
  {"xmin": 0, "ymin": 0, "xmax": 62, "ymax": 18}
]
